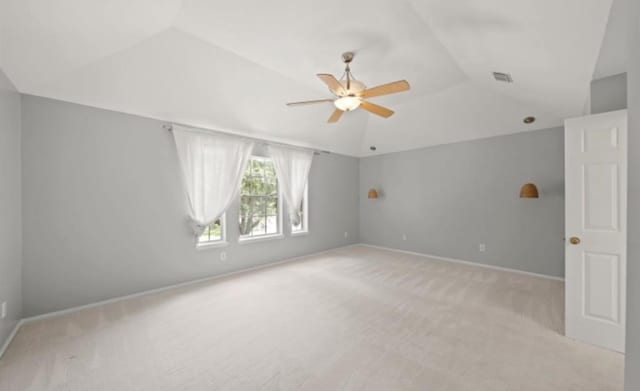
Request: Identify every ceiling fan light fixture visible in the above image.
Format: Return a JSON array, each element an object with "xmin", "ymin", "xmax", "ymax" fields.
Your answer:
[{"xmin": 334, "ymin": 96, "xmax": 361, "ymax": 112}]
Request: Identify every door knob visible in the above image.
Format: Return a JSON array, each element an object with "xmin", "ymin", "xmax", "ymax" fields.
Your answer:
[{"xmin": 569, "ymin": 236, "xmax": 581, "ymax": 245}]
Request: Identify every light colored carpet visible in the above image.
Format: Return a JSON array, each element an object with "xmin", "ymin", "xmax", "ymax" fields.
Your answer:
[{"xmin": 0, "ymin": 245, "xmax": 624, "ymax": 390}]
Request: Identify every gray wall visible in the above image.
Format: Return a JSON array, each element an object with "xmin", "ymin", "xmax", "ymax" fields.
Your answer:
[
  {"xmin": 625, "ymin": 0, "xmax": 639, "ymax": 388},
  {"xmin": 0, "ymin": 68, "xmax": 22, "ymax": 347},
  {"xmin": 591, "ymin": 73, "xmax": 628, "ymax": 114},
  {"xmin": 360, "ymin": 128, "xmax": 565, "ymax": 278},
  {"xmin": 21, "ymin": 95, "xmax": 359, "ymax": 316}
]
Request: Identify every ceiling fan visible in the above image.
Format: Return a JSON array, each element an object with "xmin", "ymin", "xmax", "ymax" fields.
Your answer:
[{"xmin": 286, "ymin": 52, "xmax": 410, "ymax": 123}]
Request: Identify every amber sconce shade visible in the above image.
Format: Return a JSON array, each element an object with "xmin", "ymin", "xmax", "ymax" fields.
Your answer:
[{"xmin": 519, "ymin": 183, "xmax": 539, "ymax": 198}]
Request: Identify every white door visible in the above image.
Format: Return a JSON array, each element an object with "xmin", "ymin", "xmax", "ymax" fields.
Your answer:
[{"xmin": 565, "ymin": 109, "xmax": 627, "ymax": 352}]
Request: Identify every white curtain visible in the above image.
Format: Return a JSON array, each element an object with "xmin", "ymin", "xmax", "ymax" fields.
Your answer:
[
  {"xmin": 172, "ymin": 125, "xmax": 254, "ymax": 235},
  {"xmin": 267, "ymin": 145, "xmax": 314, "ymax": 226}
]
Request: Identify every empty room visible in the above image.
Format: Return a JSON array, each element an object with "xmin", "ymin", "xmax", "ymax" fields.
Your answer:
[{"xmin": 1, "ymin": 0, "xmax": 639, "ymax": 390}]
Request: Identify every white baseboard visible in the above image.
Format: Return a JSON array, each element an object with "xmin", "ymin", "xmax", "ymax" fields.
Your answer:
[
  {"xmin": 0, "ymin": 242, "xmax": 560, "ymax": 359},
  {"xmin": 357, "ymin": 243, "xmax": 564, "ymax": 282},
  {"xmin": 0, "ymin": 244, "xmax": 358, "ymax": 358},
  {"xmin": 0, "ymin": 320, "xmax": 24, "ymax": 360},
  {"xmin": 22, "ymin": 243, "xmax": 359, "ymax": 324},
  {"xmin": 0, "ymin": 247, "xmax": 352, "ymax": 358}
]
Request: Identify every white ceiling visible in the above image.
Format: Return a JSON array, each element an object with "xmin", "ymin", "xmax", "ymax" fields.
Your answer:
[
  {"xmin": 593, "ymin": 0, "xmax": 627, "ymax": 80},
  {"xmin": 0, "ymin": 0, "xmax": 614, "ymax": 156}
]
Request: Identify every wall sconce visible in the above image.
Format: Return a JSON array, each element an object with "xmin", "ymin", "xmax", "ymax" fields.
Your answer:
[
  {"xmin": 519, "ymin": 183, "xmax": 539, "ymax": 198},
  {"xmin": 368, "ymin": 188, "xmax": 379, "ymax": 199}
]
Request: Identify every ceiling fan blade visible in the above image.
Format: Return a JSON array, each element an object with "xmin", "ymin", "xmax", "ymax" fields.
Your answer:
[
  {"xmin": 328, "ymin": 109, "xmax": 344, "ymax": 123},
  {"xmin": 317, "ymin": 74, "xmax": 345, "ymax": 95},
  {"xmin": 286, "ymin": 99, "xmax": 334, "ymax": 107},
  {"xmin": 360, "ymin": 101, "xmax": 394, "ymax": 118},
  {"xmin": 361, "ymin": 80, "xmax": 410, "ymax": 99}
]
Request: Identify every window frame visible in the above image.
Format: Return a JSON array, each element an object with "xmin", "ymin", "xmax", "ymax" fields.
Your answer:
[
  {"xmin": 291, "ymin": 183, "xmax": 309, "ymax": 236},
  {"xmin": 196, "ymin": 214, "xmax": 227, "ymax": 249},
  {"xmin": 238, "ymin": 156, "xmax": 284, "ymax": 243}
]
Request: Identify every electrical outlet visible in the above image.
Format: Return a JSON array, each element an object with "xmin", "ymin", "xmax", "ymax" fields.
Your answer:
[
  {"xmin": 220, "ymin": 251, "xmax": 227, "ymax": 261},
  {"xmin": 479, "ymin": 244, "xmax": 486, "ymax": 252},
  {"xmin": 402, "ymin": 234, "xmax": 407, "ymax": 241},
  {"xmin": 1, "ymin": 302, "xmax": 6, "ymax": 319},
  {"xmin": 344, "ymin": 232, "xmax": 348, "ymax": 238}
]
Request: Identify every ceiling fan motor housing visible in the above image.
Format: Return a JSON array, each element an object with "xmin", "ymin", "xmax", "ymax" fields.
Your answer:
[{"xmin": 338, "ymin": 80, "xmax": 366, "ymax": 96}]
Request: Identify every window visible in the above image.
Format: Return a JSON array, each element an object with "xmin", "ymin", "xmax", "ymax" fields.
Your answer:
[
  {"xmin": 197, "ymin": 216, "xmax": 224, "ymax": 246},
  {"xmin": 291, "ymin": 184, "xmax": 308, "ymax": 234},
  {"xmin": 239, "ymin": 157, "xmax": 281, "ymax": 239}
]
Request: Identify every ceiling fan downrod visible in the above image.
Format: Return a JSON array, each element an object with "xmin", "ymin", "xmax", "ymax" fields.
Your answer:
[{"xmin": 342, "ymin": 52, "xmax": 354, "ymax": 91}]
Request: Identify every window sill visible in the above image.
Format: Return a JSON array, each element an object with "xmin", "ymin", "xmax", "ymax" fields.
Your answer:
[
  {"xmin": 196, "ymin": 241, "xmax": 228, "ymax": 250},
  {"xmin": 238, "ymin": 234, "xmax": 284, "ymax": 245},
  {"xmin": 291, "ymin": 230, "xmax": 309, "ymax": 237}
]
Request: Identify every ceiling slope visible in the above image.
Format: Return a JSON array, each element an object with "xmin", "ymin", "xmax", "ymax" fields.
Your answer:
[
  {"xmin": 593, "ymin": 0, "xmax": 627, "ymax": 80},
  {"xmin": 0, "ymin": 0, "xmax": 181, "ymax": 92},
  {"xmin": 0, "ymin": 0, "xmax": 614, "ymax": 156},
  {"xmin": 33, "ymin": 29, "xmax": 368, "ymax": 156}
]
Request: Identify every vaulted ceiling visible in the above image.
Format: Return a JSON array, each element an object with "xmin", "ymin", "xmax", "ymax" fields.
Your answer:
[{"xmin": 0, "ymin": 0, "xmax": 613, "ymax": 156}]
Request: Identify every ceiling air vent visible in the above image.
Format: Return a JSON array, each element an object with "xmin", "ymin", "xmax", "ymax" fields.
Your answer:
[{"xmin": 492, "ymin": 72, "xmax": 513, "ymax": 83}]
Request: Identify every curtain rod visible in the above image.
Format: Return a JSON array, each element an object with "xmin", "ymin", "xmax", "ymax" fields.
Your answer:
[{"xmin": 163, "ymin": 122, "xmax": 328, "ymax": 155}]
